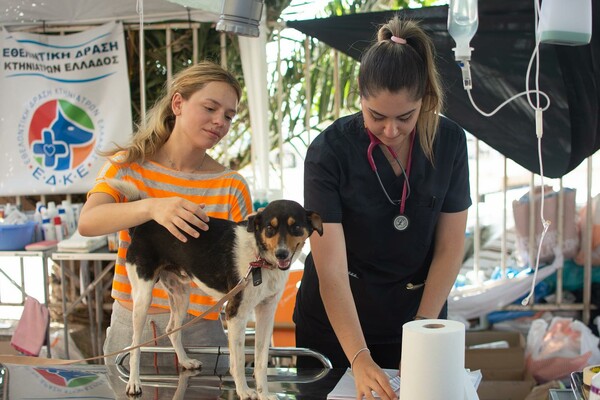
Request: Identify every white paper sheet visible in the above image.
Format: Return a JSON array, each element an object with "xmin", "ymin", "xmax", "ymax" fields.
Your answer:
[{"xmin": 327, "ymin": 368, "xmax": 482, "ymax": 399}]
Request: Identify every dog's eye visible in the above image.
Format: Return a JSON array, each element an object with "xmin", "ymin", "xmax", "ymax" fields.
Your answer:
[
  {"xmin": 265, "ymin": 226, "xmax": 276, "ymax": 237},
  {"xmin": 290, "ymin": 225, "xmax": 304, "ymax": 236}
]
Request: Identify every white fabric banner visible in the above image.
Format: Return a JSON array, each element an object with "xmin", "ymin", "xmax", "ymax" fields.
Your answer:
[{"xmin": 0, "ymin": 22, "xmax": 132, "ymax": 195}]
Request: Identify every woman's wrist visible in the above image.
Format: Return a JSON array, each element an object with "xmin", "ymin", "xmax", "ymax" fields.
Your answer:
[
  {"xmin": 413, "ymin": 314, "xmax": 430, "ymax": 320},
  {"xmin": 350, "ymin": 347, "xmax": 370, "ymax": 370}
]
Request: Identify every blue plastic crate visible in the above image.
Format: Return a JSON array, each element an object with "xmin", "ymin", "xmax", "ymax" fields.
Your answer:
[{"xmin": 0, "ymin": 221, "xmax": 37, "ymax": 250}]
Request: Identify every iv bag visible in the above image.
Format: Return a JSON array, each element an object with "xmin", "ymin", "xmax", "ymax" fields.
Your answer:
[
  {"xmin": 537, "ymin": 0, "xmax": 591, "ymax": 46},
  {"xmin": 448, "ymin": 0, "xmax": 478, "ymax": 60}
]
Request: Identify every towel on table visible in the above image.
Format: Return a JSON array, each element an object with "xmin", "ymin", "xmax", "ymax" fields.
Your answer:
[
  {"xmin": 57, "ymin": 231, "xmax": 107, "ymax": 253},
  {"xmin": 10, "ymin": 296, "xmax": 49, "ymax": 356}
]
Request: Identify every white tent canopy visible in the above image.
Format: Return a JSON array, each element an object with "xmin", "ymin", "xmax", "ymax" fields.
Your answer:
[
  {"xmin": 1, "ymin": 0, "xmax": 270, "ymax": 196},
  {"xmin": 0, "ymin": 0, "xmax": 222, "ymax": 26}
]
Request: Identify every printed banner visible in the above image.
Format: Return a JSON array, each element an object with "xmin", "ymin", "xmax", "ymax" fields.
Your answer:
[{"xmin": 0, "ymin": 22, "xmax": 132, "ymax": 195}]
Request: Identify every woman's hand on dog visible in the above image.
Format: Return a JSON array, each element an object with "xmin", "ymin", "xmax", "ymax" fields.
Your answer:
[{"xmin": 150, "ymin": 197, "xmax": 209, "ymax": 242}]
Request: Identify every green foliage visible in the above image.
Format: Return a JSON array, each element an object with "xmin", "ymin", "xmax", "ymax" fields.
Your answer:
[
  {"xmin": 125, "ymin": 0, "xmax": 432, "ymax": 172},
  {"xmin": 268, "ymin": 0, "xmax": 433, "ymax": 168}
]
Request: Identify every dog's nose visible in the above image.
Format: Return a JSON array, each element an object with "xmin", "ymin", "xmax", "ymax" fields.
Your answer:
[{"xmin": 275, "ymin": 249, "xmax": 289, "ymax": 260}]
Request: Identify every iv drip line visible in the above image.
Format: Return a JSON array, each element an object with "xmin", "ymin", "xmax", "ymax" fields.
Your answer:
[{"xmin": 451, "ymin": 0, "xmax": 552, "ymax": 306}]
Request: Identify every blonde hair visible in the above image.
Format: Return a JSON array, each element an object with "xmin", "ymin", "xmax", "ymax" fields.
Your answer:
[
  {"xmin": 103, "ymin": 61, "xmax": 242, "ymax": 164},
  {"xmin": 358, "ymin": 16, "xmax": 444, "ymax": 162}
]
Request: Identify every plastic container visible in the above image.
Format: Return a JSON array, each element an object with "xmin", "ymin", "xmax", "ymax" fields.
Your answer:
[
  {"xmin": 591, "ymin": 371, "xmax": 600, "ymax": 400},
  {"xmin": 448, "ymin": 0, "xmax": 478, "ymax": 60},
  {"xmin": 0, "ymin": 221, "xmax": 37, "ymax": 250},
  {"xmin": 42, "ymin": 217, "xmax": 56, "ymax": 241},
  {"xmin": 537, "ymin": 0, "xmax": 592, "ymax": 46}
]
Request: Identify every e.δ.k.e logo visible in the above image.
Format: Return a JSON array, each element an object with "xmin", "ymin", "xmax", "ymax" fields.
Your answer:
[
  {"xmin": 34, "ymin": 367, "xmax": 100, "ymax": 387},
  {"xmin": 29, "ymin": 99, "xmax": 95, "ymax": 171}
]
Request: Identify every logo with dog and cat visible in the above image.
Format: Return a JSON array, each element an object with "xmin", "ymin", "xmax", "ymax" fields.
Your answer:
[
  {"xmin": 17, "ymin": 88, "xmax": 106, "ymax": 189},
  {"xmin": 34, "ymin": 367, "xmax": 100, "ymax": 388}
]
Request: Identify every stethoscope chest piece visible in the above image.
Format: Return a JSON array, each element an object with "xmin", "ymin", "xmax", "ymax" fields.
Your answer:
[{"xmin": 393, "ymin": 214, "xmax": 409, "ymax": 231}]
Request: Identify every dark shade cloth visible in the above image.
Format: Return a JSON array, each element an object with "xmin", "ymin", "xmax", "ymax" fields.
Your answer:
[{"xmin": 286, "ymin": 0, "xmax": 600, "ymax": 178}]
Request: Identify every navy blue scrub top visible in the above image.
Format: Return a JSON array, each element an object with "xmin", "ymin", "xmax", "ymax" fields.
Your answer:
[{"xmin": 294, "ymin": 112, "xmax": 472, "ymax": 343}]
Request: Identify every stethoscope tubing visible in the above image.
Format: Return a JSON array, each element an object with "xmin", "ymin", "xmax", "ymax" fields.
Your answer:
[{"xmin": 366, "ymin": 128, "xmax": 415, "ymax": 215}]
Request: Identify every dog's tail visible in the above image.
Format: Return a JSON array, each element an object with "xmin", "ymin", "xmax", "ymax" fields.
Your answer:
[{"xmin": 105, "ymin": 179, "xmax": 143, "ymax": 202}]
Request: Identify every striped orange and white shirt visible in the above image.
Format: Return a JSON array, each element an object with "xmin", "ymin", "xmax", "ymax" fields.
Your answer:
[{"xmin": 88, "ymin": 152, "xmax": 253, "ymax": 319}]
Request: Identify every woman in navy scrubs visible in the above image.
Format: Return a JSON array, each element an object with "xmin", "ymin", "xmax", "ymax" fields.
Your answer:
[{"xmin": 293, "ymin": 16, "xmax": 472, "ymax": 400}]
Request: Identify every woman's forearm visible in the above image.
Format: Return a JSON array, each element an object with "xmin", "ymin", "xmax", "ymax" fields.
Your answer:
[
  {"xmin": 78, "ymin": 197, "xmax": 153, "ymax": 237},
  {"xmin": 417, "ymin": 210, "xmax": 468, "ymax": 318},
  {"xmin": 311, "ymin": 223, "xmax": 367, "ymax": 361}
]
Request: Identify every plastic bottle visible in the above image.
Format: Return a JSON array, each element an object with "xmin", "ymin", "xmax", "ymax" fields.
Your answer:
[
  {"xmin": 33, "ymin": 206, "xmax": 44, "ymax": 242},
  {"xmin": 253, "ymin": 189, "xmax": 269, "ymax": 212},
  {"xmin": 71, "ymin": 203, "xmax": 82, "ymax": 228},
  {"xmin": 448, "ymin": 0, "xmax": 478, "ymax": 61},
  {"xmin": 46, "ymin": 201, "xmax": 58, "ymax": 220},
  {"xmin": 42, "ymin": 216, "xmax": 57, "ymax": 241},
  {"xmin": 591, "ymin": 372, "xmax": 600, "ymax": 400},
  {"xmin": 537, "ymin": 0, "xmax": 592, "ymax": 46},
  {"xmin": 53, "ymin": 216, "xmax": 64, "ymax": 241},
  {"xmin": 61, "ymin": 200, "xmax": 77, "ymax": 234},
  {"xmin": 57, "ymin": 206, "xmax": 70, "ymax": 237},
  {"xmin": 4, "ymin": 203, "xmax": 14, "ymax": 219}
]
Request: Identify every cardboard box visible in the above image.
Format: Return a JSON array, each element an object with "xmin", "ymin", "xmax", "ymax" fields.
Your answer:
[
  {"xmin": 0, "ymin": 339, "xmax": 19, "ymax": 355},
  {"xmin": 477, "ymin": 379, "xmax": 536, "ymax": 400},
  {"xmin": 465, "ymin": 331, "xmax": 535, "ymax": 400},
  {"xmin": 466, "ymin": 330, "xmax": 526, "ymax": 374}
]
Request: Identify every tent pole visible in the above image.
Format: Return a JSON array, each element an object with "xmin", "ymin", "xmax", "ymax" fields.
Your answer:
[
  {"xmin": 556, "ymin": 179, "xmax": 564, "ymax": 305},
  {"xmin": 220, "ymin": 32, "xmax": 229, "ymax": 167},
  {"xmin": 277, "ymin": 30, "xmax": 284, "ymax": 193},
  {"xmin": 501, "ymin": 156, "xmax": 507, "ymax": 278},
  {"xmin": 473, "ymin": 138, "xmax": 480, "ymax": 284},
  {"xmin": 193, "ymin": 27, "xmax": 199, "ymax": 64},
  {"xmin": 583, "ymin": 156, "xmax": 593, "ymax": 324},
  {"xmin": 528, "ymin": 173, "xmax": 535, "ymax": 268},
  {"xmin": 166, "ymin": 27, "xmax": 173, "ymax": 84},
  {"xmin": 304, "ymin": 37, "xmax": 311, "ymax": 144},
  {"xmin": 333, "ymin": 50, "xmax": 340, "ymax": 119},
  {"xmin": 138, "ymin": 0, "xmax": 146, "ymax": 121}
]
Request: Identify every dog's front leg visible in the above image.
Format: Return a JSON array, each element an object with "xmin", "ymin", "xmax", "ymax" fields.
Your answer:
[
  {"xmin": 126, "ymin": 279, "xmax": 154, "ymax": 396},
  {"xmin": 253, "ymin": 296, "xmax": 279, "ymax": 400},
  {"xmin": 228, "ymin": 315, "xmax": 255, "ymax": 399}
]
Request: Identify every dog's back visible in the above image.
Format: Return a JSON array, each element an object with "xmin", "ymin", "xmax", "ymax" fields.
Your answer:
[{"xmin": 127, "ymin": 218, "xmax": 245, "ymax": 294}]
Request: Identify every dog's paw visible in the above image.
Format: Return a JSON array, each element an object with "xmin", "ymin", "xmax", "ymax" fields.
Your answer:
[
  {"xmin": 179, "ymin": 357, "xmax": 202, "ymax": 370},
  {"xmin": 125, "ymin": 379, "xmax": 143, "ymax": 397},
  {"xmin": 236, "ymin": 387, "xmax": 259, "ymax": 400},
  {"xmin": 258, "ymin": 392, "xmax": 278, "ymax": 400}
]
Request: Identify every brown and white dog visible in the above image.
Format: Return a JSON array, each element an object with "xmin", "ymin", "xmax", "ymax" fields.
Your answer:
[{"xmin": 108, "ymin": 180, "xmax": 323, "ymax": 399}]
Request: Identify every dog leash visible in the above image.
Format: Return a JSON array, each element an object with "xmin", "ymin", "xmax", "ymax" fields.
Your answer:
[{"xmin": 0, "ymin": 267, "xmax": 255, "ymax": 366}]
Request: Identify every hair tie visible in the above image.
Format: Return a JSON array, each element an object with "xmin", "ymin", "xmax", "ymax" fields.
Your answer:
[{"xmin": 391, "ymin": 36, "xmax": 407, "ymax": 44}]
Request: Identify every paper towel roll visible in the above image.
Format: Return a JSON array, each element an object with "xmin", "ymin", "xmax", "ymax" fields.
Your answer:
[{"xmin": 400, "ymin": 319, "xmax": 466, "ymax": 400}]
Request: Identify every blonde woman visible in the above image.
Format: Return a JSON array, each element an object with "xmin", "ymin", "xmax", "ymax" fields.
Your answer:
[{"xmin": 78, "ymin": 61, "xmax": 252, "ymax": 367}]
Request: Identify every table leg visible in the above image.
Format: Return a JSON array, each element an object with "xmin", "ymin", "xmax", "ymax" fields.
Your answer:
[
  {"xmin": 60, "ymin": 259, "xmax": 69, "ymax": 359},
  {"xmin": 80, "ymin": 260, "xmax": 97, "ymax": 359},
  {"xmin": 42, "ymin": 255, "xmax": 51, "ymax": 358},
  {"xmin": 94, "ymin": 260, "xmax": 103, "ymax": 362}
]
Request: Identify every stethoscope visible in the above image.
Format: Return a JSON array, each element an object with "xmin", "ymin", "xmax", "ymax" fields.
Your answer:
[{"xmin": 366, "ymin": 128, "xmax": 416, "ymax": 231}]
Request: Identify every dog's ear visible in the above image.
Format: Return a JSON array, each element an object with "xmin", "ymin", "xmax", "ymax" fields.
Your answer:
[
  {"xmin": 246, "ymin": 212, "xmax": 261, "ymax": 233},
  {"xmin": 307, "ymin": 211, "xmax": 323, "ymax": 236}
]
